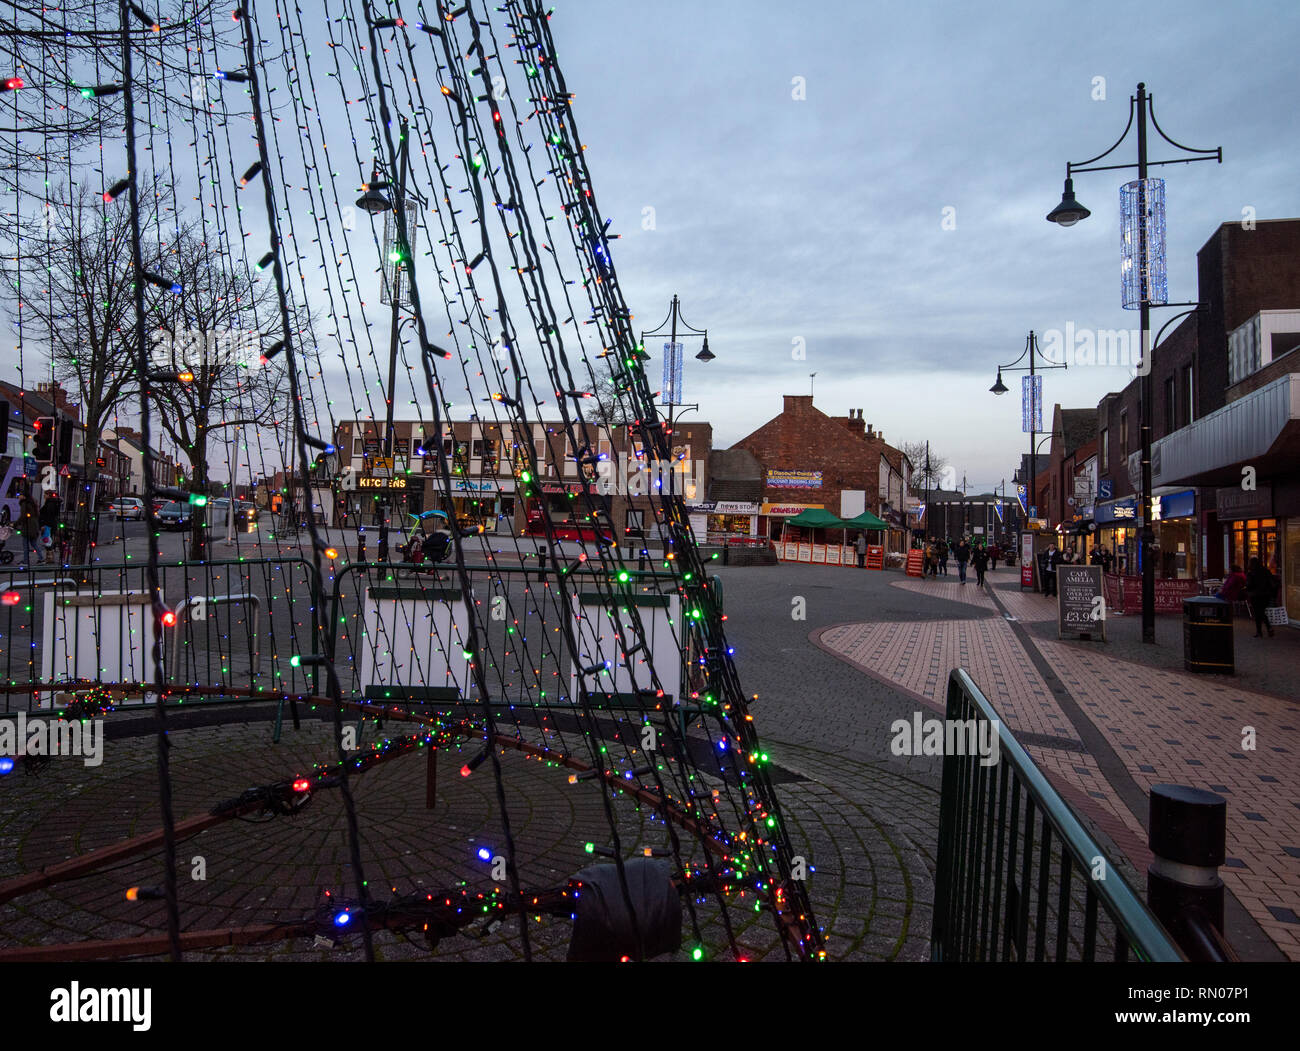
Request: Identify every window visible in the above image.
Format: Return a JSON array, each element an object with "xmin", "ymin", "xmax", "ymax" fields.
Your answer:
[
  {"xmin": 1164, "ymin": 376, "xmax": 1176, "ymax": 433},
  {"xmin": 1100, "ymin": 428, "xmax": 1109, "ymax": 471},
  {"xmin": 471, "ymin": 439, "xmax": 491, "ymax": 459},
  {"xmin": 625, "ymin": 508, "xmax": 644, "ymax": 537},
  {"xmin": 1183, "ymin": 364, "xmax": 1194, "ymax": 423},
  {"xmin": 1119, "ymin": 413, "xmax": 1129, "ymax": 457}
]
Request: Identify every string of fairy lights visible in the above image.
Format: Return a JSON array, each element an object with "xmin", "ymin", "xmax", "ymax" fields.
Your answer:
[{"xmin": 0, "ymin": 0, "xmax": 823, "ymax": 961}]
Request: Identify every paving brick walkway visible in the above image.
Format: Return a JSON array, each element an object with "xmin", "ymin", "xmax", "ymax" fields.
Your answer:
[{"xmin": 814, "ymin": 571, "xmax": 1300, "ymax": 960}]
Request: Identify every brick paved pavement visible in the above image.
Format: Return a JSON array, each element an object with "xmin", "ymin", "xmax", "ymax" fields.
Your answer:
[{"xmin": 814, "ymin": 566, "xmax": 1299, "ymax": 960}]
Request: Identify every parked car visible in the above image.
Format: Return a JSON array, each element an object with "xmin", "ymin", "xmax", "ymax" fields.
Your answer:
[
  {"xmin": 155, "ymin": 501, "xmax": 192, "ymax": 530},
  {"xmin": 109, "ymin": 497, "xmax": 145, "ymax": 521},
  {"xmin": 210, "ymin": 497, "xmax": 259, "ymax": 523}
]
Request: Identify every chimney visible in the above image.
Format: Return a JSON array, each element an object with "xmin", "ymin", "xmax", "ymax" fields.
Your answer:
[{"xmin": 783, "ymin": 394, "xmax": 814, "ymax": 415}]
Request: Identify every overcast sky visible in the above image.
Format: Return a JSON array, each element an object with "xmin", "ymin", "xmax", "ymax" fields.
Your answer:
[
  {"xmin": 540, "ymin": 0, "xmax": 1299, "ymax": 490},
  {"xmin": 5, "ymin": 0, "xmax": 1296, "ymax": 491}
]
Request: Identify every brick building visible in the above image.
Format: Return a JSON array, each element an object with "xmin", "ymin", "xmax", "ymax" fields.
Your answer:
[
  {"xmin": 330, "ymin": 416, "xmax": 711, "ymax": 542},
  {"xmin": 729, "ymin": 395, "xmax": 912, "ymax": 551},
  {"xmin": 1086, "ymin": 218, "xmax": 1300, "ymax": 589}
]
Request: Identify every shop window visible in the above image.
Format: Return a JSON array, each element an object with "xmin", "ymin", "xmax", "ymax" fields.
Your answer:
[{"xmin": 625, "ymin": 508, "xmax": 644, "ymax": 537}]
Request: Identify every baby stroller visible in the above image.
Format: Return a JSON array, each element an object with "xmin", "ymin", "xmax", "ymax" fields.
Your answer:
[
  {"xmin": 397, "ymin": 510, "xmax": 456, "ymax": 576},
  {"xmin": 0, "ymin": 524, "xmax": 13, "ymax": 565}
]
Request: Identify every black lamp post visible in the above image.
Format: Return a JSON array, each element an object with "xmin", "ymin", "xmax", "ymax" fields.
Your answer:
[
  {"xmin": 356, "ymin": 116, "xmax": 414, "ymax": 565},
  {"xmin": 638, "ymin": 295, "xmax": 713, "ymax": 500},
  {"xmin": 992, "ymin": 331, "xmax": 1066, "ymax": 590},
  {"xmin": 1048, "ymin": 82, "xmax": 1221, "ymax": 643}
]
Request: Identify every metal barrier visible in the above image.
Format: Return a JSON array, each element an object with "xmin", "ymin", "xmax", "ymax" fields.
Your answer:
[
  {"xmin": 0, "ymin": 558, "xmax": 321, "ymax": 715},
  {"xmin": 931, "ymin": 668, "xmax": 1185, "ymax": 962}
]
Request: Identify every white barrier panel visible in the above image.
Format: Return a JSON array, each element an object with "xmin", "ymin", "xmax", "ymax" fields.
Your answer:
[
  {"xmin": 40, "ymin": 591, "xmax": 160, "ymax": 708},
  {"xmin": 357, "ymin": 584, "xmax": 473, "ymax": 699},
  {"xmin": 569, "ymin": 591, "xmax": 682, "ymax": 703}
]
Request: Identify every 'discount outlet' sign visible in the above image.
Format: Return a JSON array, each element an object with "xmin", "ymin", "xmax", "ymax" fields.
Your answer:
[{"xmin": 1057, "ymin": 564, "xmax": 1106, "ymax": 641}]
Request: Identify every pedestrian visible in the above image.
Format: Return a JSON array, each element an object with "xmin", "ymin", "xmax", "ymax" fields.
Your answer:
[
  {"xmin": 1245, "ymin": 556, "xmax": 1278, "ymax": 638},
  {"xmin": 989, "ymin": 543, "xmax": 1000, "ymax": 571},
  {"xmin": 923, "ymin": 537, "xmax": 935, "ymax": 577},
  {"xmin": 1216, "ymin": 563, "xmax": 1247, "ymax": 616},
  {"xmin": 17, "ymin": 488, "xmax": 42, "ymax": 567},
  {"xmin": 1101, "ymin": 546, "xmax": 1114, "ymax": 574},
  {"xmin": 855, "ymin": 531, "xmax": 867, "ymax": 569},
  {"xmin": 955, "ymin": 538, "xmax": 971, "ymax": 585},
  {"xmin": 1038, "ymin": 545, "xmax": 1058, "ymax": 597},
  {"xmin": 937, "ymin": 538, "xmax": 949, "ymax": 576},
  {"xmin": 39, "ymin": 491, "xmax": 60, "ymax": 564},
  {"xmin": 972, "ymin": 542, "xmax": 989, "ymax": 587}
]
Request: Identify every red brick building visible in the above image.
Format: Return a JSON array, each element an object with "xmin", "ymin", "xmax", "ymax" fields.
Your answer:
[{"xmin": 730, "ymin": 395, "xmax": 911, "ymax": 550}]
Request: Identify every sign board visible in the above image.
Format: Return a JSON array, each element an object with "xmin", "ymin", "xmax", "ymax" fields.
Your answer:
[
  {"xmin": 571, "ymin": 592, "xmax": 681, "ymax": 703},
  {"xmin": 362, "ymin": 435, "xmax": 383, "ymax": 457},
  {"xmin": 1022, "ymin": 375, "xmax": 1042, "ymax": 433},
  {"xmin": 1057, "ymin": 564, "xmax": 1106, "ymax": 641},
  {"xmin": 1021, "ymin": 534, "xmax": 1034, "ymax": 588},
  {"xmin": 767, "ymin": 470, "xmax": 822, "ymax": 489},
  {"xmin": 906, "ymin": 549, "xmax": 925, "ymax": 578},
  {"xmin": 357, "ymin": 476, "xmax": 409, "ymax": 490},
  {"xmin": 1098, "ymin": 478, "xmax": 1114, "ymax": 500},
  {"xmin": 371, "ymin": 456, "xmax": 395, "ymax": 470}
]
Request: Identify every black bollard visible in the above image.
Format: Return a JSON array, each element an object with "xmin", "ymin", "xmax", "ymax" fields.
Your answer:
[
  {"xmin": 1147, "ymin": 784, "xmax": 1235, "ymax": 960},
  {"xmin": 536, "ymin": 544, "xmax": 547, "ymax": 582}
]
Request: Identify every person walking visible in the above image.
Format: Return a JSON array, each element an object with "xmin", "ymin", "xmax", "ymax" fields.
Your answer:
[
  {"xmin": 989, "ymin": 542, "xmax": 1000, "ymax": 571},
  {"xmin": 924, "ymin": 537, "xmax": 937, "ymax": 577},
  {"xmin": 1216, "ymin": 563, "xmax": 1247, "ymax": 618},
  {"xmin": 855, "ymin": 531, "xmax": 867, "ymax": 569},
  {"xmin": 1245, "ymin": 556, "xmax": 1278, "ymax": 638},
  {"xmin": 937, "ymin": 538, "xmax": 949, "ymax": 576},
  {"xmin": 39, "ymin": 492, "xmax": 60, "ymax": 564},
  {"xmin": 17, "ymin": 488, "xmax": 43, "ymax": 567},
  {"xmin": 972, "ymin": 542, "xmax": 989, "ymax": 587},
  {"xmin": 954, "ymin": 538, "xmax": 971, "ymax": 585}
]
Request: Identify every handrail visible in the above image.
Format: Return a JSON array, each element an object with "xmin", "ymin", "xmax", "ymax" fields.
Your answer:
[{"xmin": 932, "ymin": 667, "xmax": 1184, "ymax": 962}]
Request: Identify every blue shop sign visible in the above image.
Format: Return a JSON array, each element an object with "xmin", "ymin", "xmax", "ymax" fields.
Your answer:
[
  {"xmin": 1156, "ymin": 489, "xmax": 1196, "ymax": 520},
  {"xmin": 1095, "ymin": 497, "xmax": 1138, "ymax": 524}
]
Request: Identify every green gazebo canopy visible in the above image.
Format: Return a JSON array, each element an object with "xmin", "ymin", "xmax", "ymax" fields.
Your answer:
[
  {"xmin": 842, "ymin": 511, "xmax": 890, "ymax": 530},
  {"xmin": 783, "ymin": 508, "xmax": 848, "ymax": 529}
]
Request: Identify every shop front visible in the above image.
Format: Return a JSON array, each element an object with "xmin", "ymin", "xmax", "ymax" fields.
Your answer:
[
  {"xmin": 708, "ymin": 500, "xmax": 760, "ymax": 541},
  {"xmin": 1094, "ymin": 496, "xmax": 1138, "ymax": 575},
  {"xmin": 439, "ymin": 476, "xmax": 517, "ymax": 533},
  {"xmin": 1151, "ymin": 488, "xmax": 1198, "ymax": 580},
  {"xmin": 760, "ymin": 502, "xmax": 824, "ymax": 541}
]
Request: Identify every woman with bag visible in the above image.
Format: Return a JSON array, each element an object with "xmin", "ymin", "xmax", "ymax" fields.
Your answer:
[
  {"xmin": 17, "ymin": 489, "xmax": 42, "ymax": 567},
  {"xmin": 39, "ymin": 492, "xmax": 60, "ymax": 563},
  {"xmin": 1245, "ymin": 556, "xmax": 1278, "ymax": 638}
]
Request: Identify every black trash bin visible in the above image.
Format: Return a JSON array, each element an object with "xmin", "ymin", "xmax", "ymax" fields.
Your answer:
[{"xmin": 1183, "ymin": 595, "xmax": 1234, "ymax": 674}]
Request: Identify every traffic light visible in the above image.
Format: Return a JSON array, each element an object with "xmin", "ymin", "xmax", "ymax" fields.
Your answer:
[
  {"xmin": 31, "ymin": 417, "xmax": 54, "ymax": 462},
  {"xmin": 57, "ymin": 419, "xmax": 74, "ymax": 465}
]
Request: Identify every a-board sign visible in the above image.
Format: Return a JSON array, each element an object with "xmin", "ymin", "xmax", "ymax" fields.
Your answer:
[
  {"xmin": 1020, "ymin": 534, "xmax": 1034, "ymax": 588},
  {"xmin": 866, "ymin": 544, "xmax": 884, "ymax": 570},
  {"xmin": 1057, "ymin": 564, "xmax": 1106, "ymax": 641},
  {"xmin": 905, "ymin": 549, "xmax": 924, "ymax": 578}
]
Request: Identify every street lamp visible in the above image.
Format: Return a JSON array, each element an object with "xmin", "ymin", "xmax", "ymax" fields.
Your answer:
[
  {"xmin": 356, "ymin": 115, "xmax": 425, "ymax": 564},
  {"xmin": 992, "ymin": 331, "xmax": 1066, "ymax": 590},
  {"xmin": 1048, "ymin": 82, "xmax": 1221, "ymax": 643},
  {"xmin": 639, "ymin": 295, "xmax": 713, "ymax": 499}
]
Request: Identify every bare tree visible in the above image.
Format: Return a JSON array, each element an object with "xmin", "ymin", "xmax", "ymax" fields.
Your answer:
[
  {"xmin": 581, "ymin": 371, "xmax": 635, "ymax": 429},
  {"xmin": 900, "ymin": 440, "xmax": 950, "ymax": 496},
  {"xmin": 0, "ymin": 182, "xmax": 156, "ymax": 562},
  {"xmin": 142, "ymin": 225, "xmax": 291, "ymax": 560}
]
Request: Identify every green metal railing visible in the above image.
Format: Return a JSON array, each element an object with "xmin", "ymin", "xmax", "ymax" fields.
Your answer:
[{"xmin": 931, "ymin": 668, "xmax": 1184, "ymax": 962}]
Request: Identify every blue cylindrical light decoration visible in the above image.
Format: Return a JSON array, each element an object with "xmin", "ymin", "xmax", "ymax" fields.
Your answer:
[{"xmin": 1120, "ymin": 178, "xmax": 1167, "ymax": 309}]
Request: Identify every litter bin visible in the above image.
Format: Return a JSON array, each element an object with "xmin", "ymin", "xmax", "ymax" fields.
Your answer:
[{"xmin": 1183, "ymin": 595, "xmax": 1234, "ymax": 674}]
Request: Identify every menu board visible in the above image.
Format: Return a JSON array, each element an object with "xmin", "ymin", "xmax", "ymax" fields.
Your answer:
[{"xmin": 1057, "ymin": 564, "xmax": 1105, "ymax": 640}]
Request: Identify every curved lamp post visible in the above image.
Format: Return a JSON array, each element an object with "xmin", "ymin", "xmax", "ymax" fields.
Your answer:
[
  {"xmin": 1047, "ymin": 82, "xmax": 1221, "ymax": 643},
  {"xmin": 992, "ymin": 332, "xmax": 1066, "ymax": 590}
]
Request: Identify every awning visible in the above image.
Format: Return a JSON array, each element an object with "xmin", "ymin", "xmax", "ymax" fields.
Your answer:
[
  {"xmin": 842, "ymin": 510, "xmax": 890, "ymax": 530},
  {"xmin": 1134, "ymin": 373, "xmax": 1300, "ymax": 488},
  {"xmin": 784, "ymin": 508, "xmax": 848, "ymax": 528}
]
